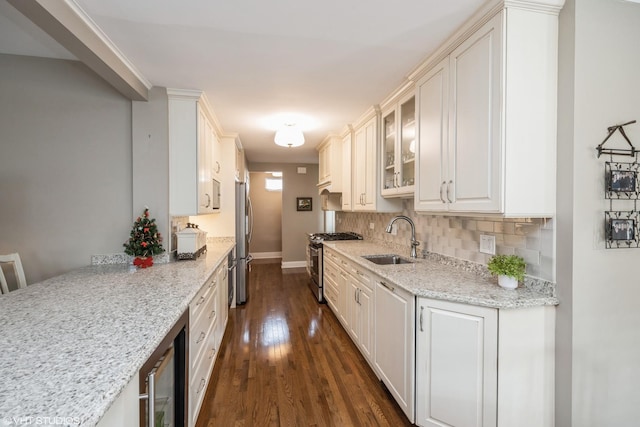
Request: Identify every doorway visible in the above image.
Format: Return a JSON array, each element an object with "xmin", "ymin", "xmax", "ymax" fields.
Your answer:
[{"xmin": 248, "ymin": 172, "xmax": 283, "ymax": 263}]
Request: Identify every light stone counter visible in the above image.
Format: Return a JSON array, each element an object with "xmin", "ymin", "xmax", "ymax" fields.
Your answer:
[
  {"xmin": 0, "ymin": 239, "xmax": 234, "ymax": 426},
  {"xmin": 324, "ymin": 241, "xmax": 558, "ymax": 309}
]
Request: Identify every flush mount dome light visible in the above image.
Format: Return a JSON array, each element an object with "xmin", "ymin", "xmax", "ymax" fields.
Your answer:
[{"xmin": 274, "ymin": 124, "xmax": 305, "ymax": 148}]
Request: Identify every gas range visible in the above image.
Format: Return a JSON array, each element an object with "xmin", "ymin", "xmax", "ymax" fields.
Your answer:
[
  {"xmin": 306, "ymin": 231, "xmax": 362, "ymax": 303},
  {"xmin": 308, "ymin": 231, "xmax": 363, "ymax": 246}
]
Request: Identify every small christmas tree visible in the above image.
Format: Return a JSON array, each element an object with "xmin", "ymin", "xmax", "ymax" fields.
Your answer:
[{"xmin": 123, "ymin": 207, "xmax": 165, "ymax": 267}]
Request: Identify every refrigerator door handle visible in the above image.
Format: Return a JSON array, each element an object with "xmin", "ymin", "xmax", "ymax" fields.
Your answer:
[{"xmin": 247, "ymin": 197, "xmax": 254, "ymax": 243}]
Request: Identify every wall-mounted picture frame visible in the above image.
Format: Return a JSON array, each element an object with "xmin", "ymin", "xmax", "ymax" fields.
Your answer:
[
  {"xmin": 605, "ymin": 211, "xmax": 640, "ymax": 248},
  {"xmin": 610, "ymin": 218, "xmax": 635, "ymax": 240},
  {"xmin": 605, "ymin": 162, "xmax": 640, "ymax": 199},
  {"xmin": 609, "ymin": 170, "xmax": 637, "ymax": 192},
  {"xmin": 296, "ymin": 197, "xmax": 312, "ymax": 211}
]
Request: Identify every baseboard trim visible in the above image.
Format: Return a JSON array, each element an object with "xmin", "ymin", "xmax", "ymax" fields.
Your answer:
[
  {"xmin": 281, "ymin": 261, "xmax": 307, "ymax": 269},
  {"xmin": 251, "ymin": 251, "xmax": 282, "ymax": 259}
]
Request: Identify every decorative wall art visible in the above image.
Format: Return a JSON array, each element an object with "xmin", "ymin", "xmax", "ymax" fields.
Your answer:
[
  {"xmin": 296, "ymin": 197, "xmax": 312, "ymax": 211},
  {"xmin": 598, "ymin": 120, "xmax": 640, "ymax": 248}
]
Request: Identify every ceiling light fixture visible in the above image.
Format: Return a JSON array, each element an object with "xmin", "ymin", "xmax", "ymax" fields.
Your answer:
[{"xmin": 274, "ymin": 123, "xmax": 305, "ymax": 148}]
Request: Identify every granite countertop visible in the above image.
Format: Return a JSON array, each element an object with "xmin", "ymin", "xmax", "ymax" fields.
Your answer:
[
  {"xmin": 324, "ymin": 241, "xmax": 558, "ymax": 309},
  {"xmin": 0, "ymin": 239, "xmax": 234, "ymax": 427}
]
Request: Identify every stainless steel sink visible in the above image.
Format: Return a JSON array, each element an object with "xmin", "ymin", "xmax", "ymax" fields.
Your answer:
[{"xmin": 361, "ymin": 254, "xmax": 414, "ymax": 265}]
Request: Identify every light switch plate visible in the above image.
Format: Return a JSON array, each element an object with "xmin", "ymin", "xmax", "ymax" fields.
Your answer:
[
  {"xmin": 480, "ymin": 234, "xmax": 496, "ymax": 255},
  {"xmin": 369, "ymin": 222, "xmax": 375, "ymax": 230}
]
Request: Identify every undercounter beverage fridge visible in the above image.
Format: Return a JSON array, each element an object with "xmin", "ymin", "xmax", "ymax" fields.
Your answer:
[{"xmin": 235, "ymin": 182, "xmax": 253, "ymax": 304}]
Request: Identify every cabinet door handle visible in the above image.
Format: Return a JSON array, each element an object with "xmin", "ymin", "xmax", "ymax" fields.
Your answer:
[
  {"xmin": 440, "ymin": 181, "xmax": 446, "ymax": 203},
  {"xmin": 139, "ymin": 371, "xmax": 155, "ymax": 427},
  {"xmin": 355, "ymin": 288, "xmax": 358, "ymax": 303},
  {"xmin": 357, "ymin": 288, "xmax": 361, "ymax": 305},
  {"xmin": 197, "ymin": 378, "xmax": 206, "ymax": 394},
  {"xmin": 420, "ymin": 306, "xmax": 424, "ymax": 332},
  {"xmin": 205, "ymin": 193, "xmax": 211, "ymax": 208},
  {"xmin": 380, "ymin": 281, "xmax": 395, "ymax": 293},
  {"xmin": 446, "ymin": 180, "xmax": 453, "ymax": 203},
  {"xmin": 215, "ymin": 161, "xmax": 221, "ymax": 173}
]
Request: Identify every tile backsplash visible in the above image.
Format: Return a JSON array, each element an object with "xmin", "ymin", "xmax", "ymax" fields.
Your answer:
[{"xmin": 336, "ymin": 200, "xmax": 554, "ymax": 281}]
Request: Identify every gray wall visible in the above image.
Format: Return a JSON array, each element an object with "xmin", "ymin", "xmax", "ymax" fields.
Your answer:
[
  {"xmin": 0, "ymin": 54, "xmax": 132, "ymax": 283},
  {"xmin": 132, "ymin": 87, "xmax": 170, "ymax": 248},
  {"xmin": 248, "ymin": 172, "xmax": 282, "ymax": 255},
  {"xmin": 557, "ymin": 0, "xmax": 640, "ymax": 425},
  {"xmin": 248, "ymin": 162, "xmax": 322, "ymax": 264}
]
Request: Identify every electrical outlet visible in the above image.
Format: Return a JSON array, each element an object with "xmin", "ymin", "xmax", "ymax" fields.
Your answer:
[
  {"xmin": 369, "ymin": 222, "xmax": 375, "ymax": 230},
  {"xmin": 390, "ymin": 224, "xmax": 398, "ymax": 235},
  {"xmin": 480, "ymin": 234, "xmax": 496, "ymax": 255}
]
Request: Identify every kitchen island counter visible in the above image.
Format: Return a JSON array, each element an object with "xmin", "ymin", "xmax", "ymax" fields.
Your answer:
[
  {"xmin": 324, "ymin": 240, "xmax": 558, "ymax": 309},
  {"xmin": 0, "ymin": 239, "xmax": 234, "ymax": 426}
]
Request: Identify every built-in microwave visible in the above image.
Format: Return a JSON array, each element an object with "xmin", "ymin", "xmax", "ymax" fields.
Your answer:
[{"xmin": 211, "ymin": 179, "xmax": 221, "ymax": 210}]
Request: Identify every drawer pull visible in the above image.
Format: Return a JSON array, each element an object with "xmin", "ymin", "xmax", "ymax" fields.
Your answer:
[
  {"xmin": 208, "ymin": 347, "xmax": 216, "ymax": 360},
  {"xmin": 380, "ymin": 281, "xmax": 395, "ymax": 293},
  {"xmin": 196, "ymin": 331, "xmax": 206, "ymax": 344},
  {"xmin": 197, "ymin": 378, "xmax": 206, "ymax": 394},
  {"xmin": 196, "ymin": 296, "xmax": 205, "ymax": 306},
  {"xmin": 209, "ymin": 279, "xmax": 217, "ymax": 288},
  {"xmin": 209, "ymin": 309, "xmax": 216, "ymax": 320}
]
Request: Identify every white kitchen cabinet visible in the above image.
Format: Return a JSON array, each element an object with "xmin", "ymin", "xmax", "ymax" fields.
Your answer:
[
  {"xmin": 341, "ymin": 132, "xmax": 353, "ymax": 211},
  {"xmin": 374, "ymin": 278, "xmax": 415, "ymax": 422},
  {"xmin": 317, "ymin": 134, "xmax": 343, "ymax": 193},
  {"xmin": 414, "ymin": 5, "xmax": 558, "ymax": 217},
  {"xmin": 380, "ymin": 92, "xmax": 416, "ymax": 198},
  {"xmin": 216, "ymin": 259, "xmax": 229, "ymax": 344},
  {"xmin": 235, "ymin": 142, "xmax": 246, "ymax": 182},
  {"xmin": 188, "ymin": 259, "xmax": 231, "ymax": 427},
  {"xmin": 415, "ymin": 57, "xmax": 449, "ymax": 212},
  {"xmin": 416, "ymin": 298, "xmax": 498, "ymax": 427},
  {"xmin": 96, "ymin": 373, "xmax": 139, "ymax": 427},
  {"xmin": 169, "ymin": 89, "xmax": 220, "ymax": 216},
  {"xmin": 416, "ymin": 298, "xmax": 555, "ymax": 427},
  {"xmin": 352, "ymin": 114, "xmax": 402, "ymax": 212},
  {"xmin": 345, "ymin": 262, "xmax": 374, "ymax": 363}
]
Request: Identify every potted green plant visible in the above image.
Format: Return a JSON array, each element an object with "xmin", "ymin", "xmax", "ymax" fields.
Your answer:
[{"xmin": 487, "ymin": 255, "xmax": 526, "ymax": 289}]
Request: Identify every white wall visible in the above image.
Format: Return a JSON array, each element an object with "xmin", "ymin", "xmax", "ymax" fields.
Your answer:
[
  {"xmin": 557, "ymin": 1, "xmax": 640, "ymax": 425},
  {"xmin": 0, "ymin": 54, "xmax": 132, "ymax": 283}
]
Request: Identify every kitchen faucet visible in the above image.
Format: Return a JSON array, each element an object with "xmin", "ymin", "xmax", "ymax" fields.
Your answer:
[{"xmin": 385, "ymin": 215, "xmax": 420, "ymax": 258}]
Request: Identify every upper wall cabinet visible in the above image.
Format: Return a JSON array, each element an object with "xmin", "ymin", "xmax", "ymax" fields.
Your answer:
[
  {"xmin": 352, "ymin": 114, "xmax": 402, "ymax": 213},
  {"xmin": 415, "ymin": 4, "xmax": 560, "ymax": 217},
  {"xmin": 380, "ymin": 91, "xmax": 416, "ymax": 198},
  {"xmin": 168, "ymin": 89, "xmax": 221, "ymax": 216},
  {"xmin": 317, "ymin": 135, "xmax": 343, "ymax": 194},
  {"xmin": 341, "ymin": 131, "xmax": 353, "ymax": 211}
]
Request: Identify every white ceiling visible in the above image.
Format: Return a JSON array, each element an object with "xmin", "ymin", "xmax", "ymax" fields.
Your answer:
[{"xmin": 0, "ymin": 0, "xmax": 485, "ymax": 164}]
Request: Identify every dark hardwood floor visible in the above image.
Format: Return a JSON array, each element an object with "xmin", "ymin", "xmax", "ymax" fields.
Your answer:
[{"xmin": 195, "ymin": 262, "xmax": 413, "ymax": 427}]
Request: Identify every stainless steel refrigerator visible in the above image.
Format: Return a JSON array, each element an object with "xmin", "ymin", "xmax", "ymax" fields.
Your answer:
[{"xmin": 235, "ymin": 182, "xmax": 253, "ymax": 304}]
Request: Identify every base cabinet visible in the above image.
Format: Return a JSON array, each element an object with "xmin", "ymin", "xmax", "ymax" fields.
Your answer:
[
  {"xmin": 416, "ymin": 299, "xmax": 498, "ymax": 427},
  {"xmin": 374, "ymin": 278, "xmax": 415, "ymax": 423},
  {"xmin": 345, "ymin": 268, "xmax": 373, "ymax": 363},
  {"xmin": 188, "ymin": 260, "xmax": 229, "ymax": 427},
  {"xmin": 416, "ymin": 298, "xmax": 555, "ymax": 427}
]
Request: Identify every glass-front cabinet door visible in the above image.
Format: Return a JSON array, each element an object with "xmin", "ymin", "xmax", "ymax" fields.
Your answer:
[
  {"xmin": 381, "ymin": 93, "xmax": 415, "ymax": 197},
  {"xmin": 382, "ymin": 109, "xmax": 396, "ymax": 192}
]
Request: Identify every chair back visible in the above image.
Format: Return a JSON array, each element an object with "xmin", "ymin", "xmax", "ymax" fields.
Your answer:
[{"xmin": 0, "ymin": 253, "xmax": 27, "ymax": 294}]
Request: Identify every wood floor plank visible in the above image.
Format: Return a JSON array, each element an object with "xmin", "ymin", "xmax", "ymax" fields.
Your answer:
[{"xmin": 196, "ymin": 263, "xmax": 413, "ymax": 427}]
